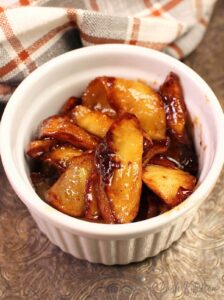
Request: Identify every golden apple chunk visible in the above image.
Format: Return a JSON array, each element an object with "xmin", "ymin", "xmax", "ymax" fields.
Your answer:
[
  {"xmin": 109, "ymin": 78, "xmax": 166, "ymax": 140},
  {"xmin": 42, "ymin": 145, "xmax": 83, "ymax": 170},
  {"xmin": 142, "ymin": 164, "xmax": 196, "ymax": 207},
  {"xmin": 72, "ymin": 105, "xmax": 113, "ymax": 138},
  {"xmin": 46, "ymin": 154, "xmax": 94, "ymax": 217},
  {"xmin": 96, "ymin": 113, "xmax": 143, "ymax": 223},
  {"xmin": 26, "ymin": 139, "xmax": 55, "ymax": 158},
  {"xmin": 82, "ymin": 76, "xmax": 116, "ymax": 117},
  {"xmin": 38, "ymin": 115, "xmax": 98, "ymax": 150}
]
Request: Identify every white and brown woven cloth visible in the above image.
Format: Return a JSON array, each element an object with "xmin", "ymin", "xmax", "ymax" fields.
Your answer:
[{"xmin": 0, "ymin": 0, "xmax": 217, "ymax": 102}]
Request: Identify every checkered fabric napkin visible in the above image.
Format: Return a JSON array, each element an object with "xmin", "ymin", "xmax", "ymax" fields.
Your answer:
[{"xmin": 0, "ymin": 0, "xmax": 217, "ymax": 102}]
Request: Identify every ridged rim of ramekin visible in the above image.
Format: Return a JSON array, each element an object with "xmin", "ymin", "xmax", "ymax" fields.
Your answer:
[{"xmin": 1, "ymin": 44, "xmax": 224, "ymax": 239}]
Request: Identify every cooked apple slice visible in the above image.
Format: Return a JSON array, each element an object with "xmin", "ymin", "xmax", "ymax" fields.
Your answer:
[
  {"xmin": 109, "ymin": 78, "xmax": 166, "ymax": 140},
  {"xmin": 96, "ymin": 113, "xmax": 143, "ymax": 223},
  {"xmin": 72, "ymin": 105, "xmax": 113, "ymax": 138},
  {"xmin": 26, "ymin": 139, "xmax": 55, "ymax": 158},
  {"xmin": 46, "ymin": 153, "xmax": 94, "ymax": 217},
  {"xmin": 82, "ymin": 76, "xmax": 116, "ymax": 117},
  {"xmin": 43, "ymin": 145, "xmax": 83, "ymax": 170},
  {"xmin": 159, "ymin": 72, "xmax": 187, "ymax": 141},
  {"xmin": 84, "ymin": 173, "xmax": 100, "ymax": 221},
  {"xmin": 60, "ymin": 96, "xmax": 81, "ymax": 114},
  {"xmin": 38, "ymin": 115, "xmax": 99, "ymax": 150},
  {"xmin": 142, "ymin": 165, "xmax": 196, "ymax": 207}
]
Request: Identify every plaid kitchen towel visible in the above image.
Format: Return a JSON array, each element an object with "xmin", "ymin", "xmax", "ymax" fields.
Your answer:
[{"xmin": 0, "ymin": 0, "xmax": 217, "ymax": 102}]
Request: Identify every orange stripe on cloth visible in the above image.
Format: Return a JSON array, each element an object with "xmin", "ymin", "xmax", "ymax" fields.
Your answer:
[
  {"xmin": 0, "ymin": 84, "xmax": 16, "ymax": 95},
  {"xmin": 195, "ymin": 0, "xmax": 208, "ymax": 27},
  {"xmin": 150, "ymin": 0, "xmax": 182, "ymax": 16},
  {"xmin": 199, "ymin": 18, "xmax": 208, "ymax": 26},
  {"xmin": 89, "ymin": 0, "xmax": 99, "ymax": 11},
  {"xmin": 135, "ymin": 41, "xmax": 166, "ymax": 51},
  {"xmin": 27, "ymin": 22, "xmax": 71, "ymax": 54},
  {"xmin": 130, "ymin": 18, "xmax": 141, "ymax": 45},
  {"xmin": 80, "ymin": 30, "xmax": 166, "ymax": 51},
  {"xmin": 66, "ymin": 8, "xmax": 77, "ymax": 26},
  {"xmin": 168, "ymin": 42, "xmax": 184, "ymax": 59},
  {"xmin": 0, "ymin": 22, "xmax": 72, "ymax": 77},
  {"xmin": 20, "ymin": 0, "xmax": 30, "ymax": 5},
  {"xmin": 0, "ymin": 10, "xmax": 36, "ymax": 74},
  {"xmin": 0, "ymin": 59, "xmax": 20, "ymax": 78},
  {"xmin": 80, "ymin": 31, "xmax": 125, "ymax": 44}
]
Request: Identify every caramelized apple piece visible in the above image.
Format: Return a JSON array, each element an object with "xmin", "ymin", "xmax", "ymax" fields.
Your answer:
[
  {"xmin": 46, "ymin": 153, "xmax": 94, "ymax": 217},
  {"xmin": 26, "ymin": 139, "xmax": 55, "ymax": 158},
  {"xmin": 109, "ymin": 78, "xmax": 166, "ymax": 140},
  {"xmin": 72, "ymin": 105, "xmax": 113, "ymax": 138},
  {"xmin": 83, "ymin": 76, "xmax": 166, "ymax": 139},
  {"xmin": 84, "ymin": 173, "xmax": 100, "ymax": 221},
  {"xmin": 143, "ymin": 138, "xmax": 169, "ymax": 167},
  {"xmin": 60, "ymin": 96, "xmax": 81, "ymax": 114},
  {"xmin": 142, "ymin": 165, "xmax": 196, "ymax": 207},
  {"xmin": 38, "ymin": 115, "xmax": 98, "ymax": 150},
  {"xmin": 82, "ymin": 76, "xmax": 116, "ymax": 117},
  {"xmin": 96, "ymin": 114, "xmax": 143, "ymax": 223},
  {"xmin": 160, "ymin": 72, "xmax": 187, "ymax": 141},
  {"xmin": 43, "ymin": 145, "xmax": 83, "ymax": 170}
]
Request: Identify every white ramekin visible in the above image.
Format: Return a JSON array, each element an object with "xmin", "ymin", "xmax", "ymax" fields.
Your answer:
[{"xmin": 1, "ymin": 45, "xmax": 224, "ymax": 265}]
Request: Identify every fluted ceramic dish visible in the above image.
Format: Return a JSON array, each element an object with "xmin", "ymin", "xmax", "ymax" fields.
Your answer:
[{"xmin": 1, "ymin": 44, "xmax": 224, "ymax": 265}]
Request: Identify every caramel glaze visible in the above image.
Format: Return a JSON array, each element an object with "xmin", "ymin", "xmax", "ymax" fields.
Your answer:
[
  {"xmin": 60, "ymin": 96, "xmax": 82, "ymax": 114},
  {"xmin": 165, "ymin": 135, "xmax": 198, "ymax": 176},
  {"xmin": 95, "ymin": 140, "xmax": 121, "ymax": 185},
  {"xmin": 134, "ymin": 185, "xmax": 169, "ymax": 222}
]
